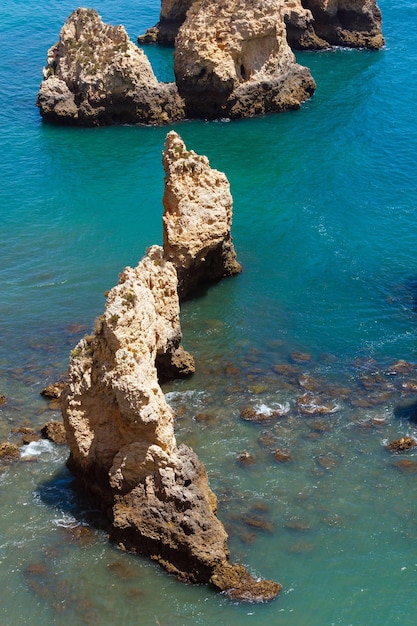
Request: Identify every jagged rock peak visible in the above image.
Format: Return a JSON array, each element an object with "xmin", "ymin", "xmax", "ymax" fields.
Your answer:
[
  {"xmin": 62, "ymin": 243, "xmax": 280, "ymax": 601},
  {"xmin": 162, "ymin": 131, "xmax": 242, "ymax": 299},
  {"xmin": 37, "ymin": 8, "xmax": 184, "ymax": 126},
  {"xmin": 62, "ymin": 246, "xmax": 185, "ymax": 488},
  {"xmin": 174, "ymin": 0, "xmax": 316, "ymax": 119}
]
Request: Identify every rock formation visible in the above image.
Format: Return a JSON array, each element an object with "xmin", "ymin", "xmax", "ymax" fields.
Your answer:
[
  {"xmin": 162, "ymin": 131, "xmax": 242, "ymax": 300},
  {"xmin": 37, "ymin": 8, "xmax": 184, "ymax": 125},
  {"xmin": 174, "ymin": 0, "xmax": 316, "ymax": 119},
  {"xmin": 38, "ymin": 3, "xmax": 317, "ymax": 125},
  {"xmin": 61, "ymin": 144, "xmax": 279, "ymax": 600},
  {"xmin": 138, "ymin": 0, "xmax": 193, "ymax": 46},
  {"xmin": 300, "ymin": 0, "xmax": 384, "ymax": 49},
  {"xmin": 139, "ymin": 0, "xmax": 384, "ymax": 50}
]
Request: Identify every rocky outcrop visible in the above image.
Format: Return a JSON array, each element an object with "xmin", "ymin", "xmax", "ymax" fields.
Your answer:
[
  {"xmin": 37, "ymin": 8, "xmax": 184, "ymax": 126},
  {"xmin": 138, "ymin": 0, "xmax": 193, "ymax": 45},
  {"xmin": 61, "ymin": 241, "xmax": 279, "ymax": 601},
  {"xmin": 301, "ymin": 0, "xmax": 384, "ymax": 49},
  {"xmin": 138, "ymin": 0, "xmax": 383, "ymax": 50},
  {"xmin": 38, "ymin": 4, "xmax": 316, "ymax": 125},
  {"xmin": 174, "ymin": 0, "xmax": 316, "ymax": 119},
  {"xmin": 162, "ymin": 131, "xmax": 242, "ymax": 299}
]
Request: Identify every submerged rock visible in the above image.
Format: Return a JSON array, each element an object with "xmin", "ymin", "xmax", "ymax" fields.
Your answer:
[
  {"xmin": 162, "ymin": 131, "xmax": 241, "ymax": 299},
  {"xmin": 37, "ymin": 8, "xmax": 184, "ymax": 126},
  {"xmin": 174, "ymin": 0, "xmax": 316, "ymax": 119}
]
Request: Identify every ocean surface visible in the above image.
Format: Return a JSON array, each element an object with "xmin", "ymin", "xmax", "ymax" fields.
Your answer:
[{"xmin": 1, "ymin": 0, "xmax": 417, "ymax": 623}]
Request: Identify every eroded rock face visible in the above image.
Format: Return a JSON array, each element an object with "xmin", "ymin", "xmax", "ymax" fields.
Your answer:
[
  {"xmin": 162, "ymin": 131, "xmax": 242, "ymax": 299},
  {"xmin": 174, "ymin": 0, "xmax": 316, "ymax": 119},
  {"xmin": 139, "ymin": 0, "xmax": 383, "ymax": 50},
  {"xmin": 62, "ymin": 244, "xmax": 279, "ymax": 601},
  {"xmin": 302, "ymin": 0, "xmax": 384, "ymax": 49},
  {"xmin": 37, "ymin": 8, "xmax": 184, "ymax": 126}
]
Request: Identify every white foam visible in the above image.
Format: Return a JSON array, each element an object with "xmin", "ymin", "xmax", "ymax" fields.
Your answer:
[{"xmin": 20, "ymin": 439, "xmax": 55, "ymax": 458}]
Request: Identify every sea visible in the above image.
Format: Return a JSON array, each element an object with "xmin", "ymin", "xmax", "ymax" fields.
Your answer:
[{"xmin": 1, "ymin": 0, "xmax": 417, "ymax": 624}]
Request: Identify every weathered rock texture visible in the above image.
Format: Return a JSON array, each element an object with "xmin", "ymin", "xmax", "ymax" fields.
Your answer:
[
  {"xmin": 139, "ymin": 0, "xmax": 384, "ymax": 50},
  {"xmin": 301, "ymin": 0, "xmax": 384, "ymax": 49},
  {"xmin": 62, "ymin": 244, "xmax": 279, "ymax": 601},
  {"xmin": 37, "ymin": 8, "xmax": 184, "ymax": 126},
  {"xmin": 174, "ymin": 0, "xmax": 316, "ymax": 119},
  {"xmin": 162, "ymin": 131, "xmax": 242, "ymax": 299}
]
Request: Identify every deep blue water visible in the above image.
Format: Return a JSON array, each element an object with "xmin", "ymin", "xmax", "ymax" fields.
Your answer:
[{"xmin": 1, "ymin": 1, "xmax": 417, "ymax": 624}]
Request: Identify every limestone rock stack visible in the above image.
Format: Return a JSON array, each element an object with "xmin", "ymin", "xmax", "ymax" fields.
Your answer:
[
  {"xmin": 37, "ymin": 8, "xmax": 184, "ymax": 125},
  {"xmin": 174, "ymin": 0, "xmax": 316, "ymax": 119},
  {"xmin": 162, "ymin": 131, "xmax": 242, "ymax": 300},
  {"xmin": 61, "ymin": 139, "xmax": 280, "ymax": 601}
]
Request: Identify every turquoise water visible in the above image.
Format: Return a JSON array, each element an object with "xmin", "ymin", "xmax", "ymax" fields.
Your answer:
[{"xmin": 2, "ymin": 0, "xmax": 417, "ymax": 623}]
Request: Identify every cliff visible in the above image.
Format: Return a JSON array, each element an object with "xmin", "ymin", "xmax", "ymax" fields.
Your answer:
[
  {"xmin": 37, "ymin": 8, "xmax": 184, "ymax": 125},
  {"xmin": 162, "ymin": 131, "xmax": 242, "ymax": 299},
  {"xmin": 61, "ymin": 138, "xmax": 280, "ymax": 601},
  {"xmin": 174, "ymin": 0, "xmax": 316, "ymax": 119},
  {"xmin": 139, "ymin": 0, "xmax": 384, "ymax": 50}
]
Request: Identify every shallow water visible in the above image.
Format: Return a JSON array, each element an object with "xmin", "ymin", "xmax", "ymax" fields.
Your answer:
[{"xmin": 1, "ymin": 0, "xmax": 417, "ymax": 623}]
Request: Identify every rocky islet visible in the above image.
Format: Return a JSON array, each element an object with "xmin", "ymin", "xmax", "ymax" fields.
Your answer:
[{"xmin": 37, "ymin": 0, "xmax": 384, "ymax": 125}]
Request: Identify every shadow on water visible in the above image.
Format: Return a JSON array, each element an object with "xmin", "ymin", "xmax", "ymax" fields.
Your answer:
[{"xmin": 36, "ymin": 464, "xmax": 109, "ymax": 531}]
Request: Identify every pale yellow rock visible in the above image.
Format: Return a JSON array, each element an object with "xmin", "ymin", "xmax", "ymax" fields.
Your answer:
[
  {"xmin": 162, "ymin": 131, "xmax": 241, "ymax": 299},
  {"xmin": 61, "ymin": 138, "xmax": 280, "ymax": 601},
  {"xmin": 63, "ymin": 246, "xmax": 180, "ymax": 484},
  {"xmin": 37, "ymin": 8, "xmax": 184, "ymax": 125},
  {"xmin": 174, "ymin": 0, "xmax": 316, "ymax": 119}
]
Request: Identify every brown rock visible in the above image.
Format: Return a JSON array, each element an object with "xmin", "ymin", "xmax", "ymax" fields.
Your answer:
[
  {"xmin": 385, "ymin": 360, "xmax": 417, "ymax": 375},
  {"xmin": 174, "ymin": 0, "xmax": 316, "ymax": 120},
  {"xmin": 41, "ymin": 421, "xmax": 67, "ymax": 445},
  {"xmin": 40, "ymin": 380, "xmax": 68, "ymax": 399},
  {"xmin": 296, "ymin": 393, "xmax": 340, "ymax": 415},
  {"xmin": 242, "ymin": 514, "xmax": 274, "ymax": 533},
  {"xmin": 0, "ymin": 395, "xmax": 7, "ymax": 406},
  {"xmin": 138, "ymin": 0, "xmax": 193, "ymax": 45},
  {"xmin": 37, "ymin": 8, "xmax": 184, "ymax": 126},
  {"xmin": 14, "ymin": 427, "xmax": 41, "ymax": 445},
  {"xmin": 271, "ymin": 447, "xmax": 292, "ymax": 463},
  {"xmin": 156, "ymin": 345, "xmax": 195, "ymax": 382},
  {"xmin": 0, "ymin": 442, "xmax": 20, "ymax": 462},
  {"xmin": 162, "ymin": 131, "xmax": 241, "ymax": 300},
  {"xmin": 237, "ymin": 450, "xmax": 256, "ymax": 466},
  {"xmin": 392, "ymin": 459, "xmax": 417, "ymax": 473},
  {"xmin": 210, "ymin": 561, "xmax": 281, "ymax": 602},
  {"xmin": 289, "ymin": 351, "xmax": 312, "ymax": 363},
  {"xmin": 386, "ymin": 437, "xmax": 417, "ymax": 453}
]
